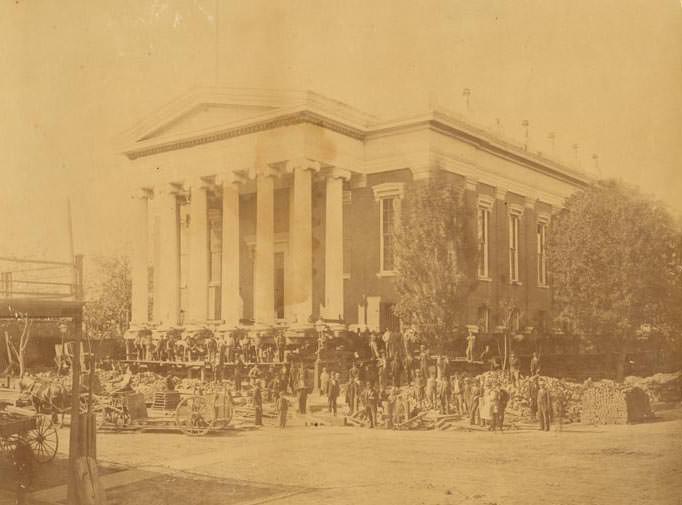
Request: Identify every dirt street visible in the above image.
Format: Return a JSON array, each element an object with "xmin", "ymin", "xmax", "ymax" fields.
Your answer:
[{"xmin": 2, "ymin": 408, "xmax": 681, "ymax": 505}]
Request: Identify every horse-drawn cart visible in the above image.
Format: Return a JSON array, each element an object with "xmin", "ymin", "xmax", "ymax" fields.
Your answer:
[
  {"xmin": 94, "ymin": 386, "xmax": 234, "ymax": 436},
  {"xmin": 0, "ymin": 407, "xmax": 58, "ymax": 464}
]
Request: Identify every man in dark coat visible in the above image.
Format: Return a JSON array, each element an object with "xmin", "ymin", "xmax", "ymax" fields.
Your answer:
[
  {"xmin": 537, "ymin": 381, "xmax": 552, "ymax": 431},
  {"xmin": 327, "ymin": 372, "xmax": 340, "ymax": 416},
  {"xmin": 253, "ymin": 382, "xmax": 263, "ymax": 426},
  {"xmin": 496, "ymin": 387, "xmax": 510, "ymax": 431},
  {"xmin": 364, "ymin": 382, "xmax": 378, "ymax": 428}
]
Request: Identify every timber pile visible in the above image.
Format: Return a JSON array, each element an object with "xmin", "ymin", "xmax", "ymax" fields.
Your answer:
[
  {"xmin": 581, "ymin": 382, "xmax": 652, "ymax": 424},
  {"xmin": 624, "ymin": 372, "xmax": 682, "ymax": 404},
  {"xmin": 477, "ymin": 371, "xmax": 583, "ymax": 423}
]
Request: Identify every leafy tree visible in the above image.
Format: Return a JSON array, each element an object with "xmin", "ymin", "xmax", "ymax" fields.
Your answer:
[
  {"xmin": 393, "ymin": 173, "xmax": 477, "ymax": 350},
  {"xmin": 84, "ymin": 255, "xmax": 131, "ymax": 341},
  {"xmin": 548, "ymin": 179, "xmax": 682, "ymax": 379}
]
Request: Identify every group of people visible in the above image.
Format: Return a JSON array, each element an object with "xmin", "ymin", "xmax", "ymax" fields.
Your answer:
[{"xmin": 126, "ymin": 328, "xmax": 291, "ymax": 365}]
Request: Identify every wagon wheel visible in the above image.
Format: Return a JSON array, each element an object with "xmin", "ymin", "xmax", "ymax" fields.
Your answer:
[
  {"xmin": 25, "ymin": 417, "xmax": 58, "ymax": 464},
  {"xmin": 176, "ymin": 396, "xmax": 214, "ymax": 436}
]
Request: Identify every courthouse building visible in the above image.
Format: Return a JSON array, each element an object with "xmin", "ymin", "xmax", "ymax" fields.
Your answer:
[{"xmin": 120, "ymin": 88, "xmax": 588, "ymax": 335}]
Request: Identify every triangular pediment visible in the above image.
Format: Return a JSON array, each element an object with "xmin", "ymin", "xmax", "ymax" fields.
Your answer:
[{"xmin": 138, "ymin": 103, "xmax": 278, "ymax": 142}]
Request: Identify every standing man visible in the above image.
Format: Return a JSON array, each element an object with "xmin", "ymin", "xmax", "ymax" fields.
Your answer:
[
  {"xmin": 319, "ymin": 367, "xmax": 330, "ymax": 397},
  {"xmin": 465, "ymin": 329, "xmax": 476, "ymax": 362},
  {"xmin": 377, "ymin": 351, "xmax": 388, "ymax": 393},
  {"xmin": 537, "ymin": 381, "xmax": 552, "ymax": 431},
  {"xmin": 327, "ymin": 372, "xmax": 340, "ymax": 416},
  {"xmin": 437, "ymin": 376, "xmax": 450, "ymax": 415},
  {"xmin": 253, "ymin": 381, "xmax": 263, "ymax": 426},
  {"xmin": 530, "ymin": 352, "xmax": 541, "ymax": 377},
  {"xmin": 497, "ymin": 386, "xmax": 510, "ymax": 431},
  {"xmin": 391, "ymin": 355, "xmax": 402, "ymax": 388},
  {"xmin": 425, "ymin": 371, "xmax": 437, "ymax": 410},
  {"xmin": 233, "ymin": 353, "xmax": 244, "ymax": 394},
  {"xmin": 386, "ymin": 388, "xmax": 398, "ymax": 429},
  {"xmin": 528, "ymin": 376, "xmax": 539, "ymax": 421},
  {"xmin": 469, "ymin": 380, "xmax": 481, "ymax": 426},
  {"xmin": 510, "ymin": 352, "xmax": 521, "ymax": 387},
  {"xmin": 296, "ymin": 376, "xmax": 308, "ymax": 415},
  {"xmin": 365, "ymin": 382, "xmax": 378, "ymax": 428},
  {"xmin": 277, "ymin": 394, "xmax": 289, "ymax": 428},
  {"xmin": 452, "ymin": 373, "xmax": 465, "ymax": 415}
]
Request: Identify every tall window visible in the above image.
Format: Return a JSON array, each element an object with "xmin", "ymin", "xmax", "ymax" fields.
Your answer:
[
  {"xmin": 509, "ymin": 212, "xmax": 520, "ymax": 283},
  {"xmin": 381, "ymin": 198, "xmax": 397, "ymax": 271},
  {"xmin": 372, "ymin": 182, "xmax": 404, "ymax": 274},
  {"xmin": 537, "ymin": 220, "xmax": 548, "ymax": 286},
  {"xmin": 477, "ymin": 198, "xmax": 492, "ymax": 278}
]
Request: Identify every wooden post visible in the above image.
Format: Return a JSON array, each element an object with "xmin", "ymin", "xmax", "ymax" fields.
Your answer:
[{"xmin": 67, "ymin": 315, "xmax": 82, "ymax": 504}]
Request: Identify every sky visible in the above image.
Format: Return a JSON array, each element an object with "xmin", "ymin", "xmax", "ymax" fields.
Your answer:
[{"xmin": 1, "ymin": 0, "xmax": 680, "ymax": 263}]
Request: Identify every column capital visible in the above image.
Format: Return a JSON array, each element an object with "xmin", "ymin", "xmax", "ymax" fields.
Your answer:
[
  {"xmin": 327, "ymin": 167, "xmax": 351, "ymax": 181},
  {"xmin": 254, "ymin": 164, "xmax": 281, "ymax": 179},
  {"xmin": 133, "ymin": 187, "xmax": 154, "ymax": 200},
  {"xmin": 495, "ymin": 187, "xmax": 508, "ymax": 200},
  {"xmin": 285, "ymin": 158, "xmax": 321, "ymax": 174},
  {"xmin": 216, "ymin": 170, "xmax": 248, "ymax": 187},
  {"xmin": 465, "ymin": 177, "xmax": 478, "ymax": 191}
]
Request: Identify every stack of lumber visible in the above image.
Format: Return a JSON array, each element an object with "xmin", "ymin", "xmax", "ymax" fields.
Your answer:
[
  {"xmin": 581, "ymin": 382, "xmax": 651, "ymax": 424},
  {"xmin": 624, "ymin": 372, "xmax": 681, "ymax": 404},
  {"xmin": 150, "ymin": 391, "xmax": 181, "ymax": 411}
]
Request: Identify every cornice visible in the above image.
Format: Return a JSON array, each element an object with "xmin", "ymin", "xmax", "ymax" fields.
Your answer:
[{"xmin": 122, "ymin": 90, "xmax": 590, "ymax": 192}]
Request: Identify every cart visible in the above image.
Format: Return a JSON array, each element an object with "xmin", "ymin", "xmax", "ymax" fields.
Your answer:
[
  {"xmin": 0, "ymin": 408, "xmax": 59, "ymax": 464},
  {"xmin": 93, "ymin": 387, "xmax": 234, "ymax": 436}
]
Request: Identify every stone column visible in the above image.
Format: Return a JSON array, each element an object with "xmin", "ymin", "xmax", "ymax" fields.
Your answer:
[
  {"xmin": 131, "ymin": 188, "xmax": 152, "ymax": 324},
  {"xmin": 253, "ymin": 167, "xmax": 277, "ymax": 325},
  {"xmin": 221, "ymin": 173, "xmax": 243, "ymax": 326},
  {"xmin": 156, "ymin": 184, "xmax": 182, "ymax": 326},
  {"xmin": 187, "ymin": 179, "xmax": 209, "ymax": 323},
  {"xmin": 287, "ymin": 159, "xmax": 320, "ymax": 323},
  {"xmin": 324, "ymin": 168, "xmax": 350, "ymax": 320}
]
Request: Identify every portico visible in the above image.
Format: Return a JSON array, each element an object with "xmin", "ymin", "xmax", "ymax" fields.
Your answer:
[{"xmin": 123, "ymin": 87, "xmax": 587, "ymax": 334}]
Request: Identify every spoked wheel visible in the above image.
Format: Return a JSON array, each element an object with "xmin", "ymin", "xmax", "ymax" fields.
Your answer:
[
  {"xmin": 25, "ymin": 416, "xmax": 58, "ymax": 463},
  {"xmin": 176, "ymin": 396, "xmax": 214, "ymax": 436}
]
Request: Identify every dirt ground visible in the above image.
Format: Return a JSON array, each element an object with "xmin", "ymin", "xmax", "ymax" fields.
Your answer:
[{"xmin": 1, "ymin": 405, "xmax": 681, "ymax": 505}]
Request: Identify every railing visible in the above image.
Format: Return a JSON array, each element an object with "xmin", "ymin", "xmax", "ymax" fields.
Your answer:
[{"xmin": 0, "ymin": 255, "xmax": 83, "ymax": 301}]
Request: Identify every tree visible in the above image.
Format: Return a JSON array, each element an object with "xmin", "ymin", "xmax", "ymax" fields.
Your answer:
[
  {"xmin": 2, "ymin": 309, "xmax": 33, "ymax": 377},
  {"xmin": 393, "ymin": 174, "xmax": 477, "ymax": 350},
  {"xmin": 548, "ymin": 179, "xmax": 682, "ymax": 380},
  {"xmin": 84, "ymin": 255, "xmax": 132, "ymax": 341}
]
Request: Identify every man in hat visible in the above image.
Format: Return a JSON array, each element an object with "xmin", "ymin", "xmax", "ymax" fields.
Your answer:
[
  {"xmin": 530, "ymin": 352, "xmax": 541, "ymax": 377},
  {"xmin": 364, "ymin": 382, "xmax": 378, "ymax": 428},
  {"xmin": 233, "ymin": 353, "xmax": 244, "ymax": 394},
  {"xmin": 391, "ymin": 355, "xmax": 402, "ymax": 388},
  {"xmin": 510, "ymin": 352, "xmax": 521, "ymax": 387},
  {"xmin": 319, "ymin": 367, "xmax": 330, "ymax": 397},
  {"xmin": 537, "ymin": 381, "xmax": 552, "ymax": 431},
  {"xmin": 496, "ymin": 385, "xmax": 510, "ymax": 431},
  {"xmin": 253, "ymin": 381, "xmax": 263, "ymax": 426},
  {"xmin": 465, "ymin": 329, "xmax": 476, "ymax": 362},
  {"xmin": 327, "ymin": 372, "xmax": 340, "ymax": 416},
  {"xmin": 277, "ymin": 394, "xmax": 289, "ymax": 428}
]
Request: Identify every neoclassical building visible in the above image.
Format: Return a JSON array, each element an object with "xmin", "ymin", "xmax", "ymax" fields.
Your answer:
[{"xmin": 121, "ymin": 88, "xmax": 588, "ymax": 335}]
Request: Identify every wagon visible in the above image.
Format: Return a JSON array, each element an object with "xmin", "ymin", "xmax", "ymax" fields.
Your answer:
[
  {"xmin": 94, "ymin": 387, "xmax": 234, "ymax": 436},
  {"xmin": 0, "ymin": 408, "xmax": 58, "ymax": 464}
]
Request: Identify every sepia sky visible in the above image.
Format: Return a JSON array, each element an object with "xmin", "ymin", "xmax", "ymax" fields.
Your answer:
[{"xmin": 1, "ymin": 0, "xmax": 680, "ymax": 262}]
